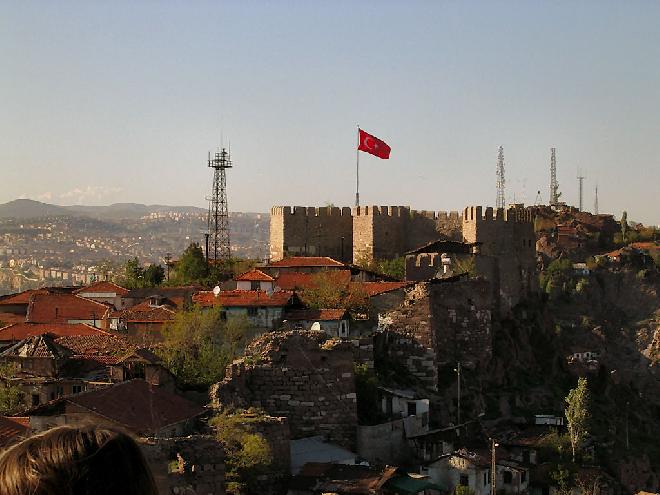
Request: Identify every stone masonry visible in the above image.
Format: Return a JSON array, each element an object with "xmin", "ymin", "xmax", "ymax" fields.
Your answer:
[
  {"xmin": 269, "ymin": 205, "xmax": 460, "ymax": 264},
  {"xmin": 380, "ymin": 277, "xmax": 493, "ymax": 390},
  {"xmin": 210, "ymin": 331, "xmax": 358, "ymax": 449}
]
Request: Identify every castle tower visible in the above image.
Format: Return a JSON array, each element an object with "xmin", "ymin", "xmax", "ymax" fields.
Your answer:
[{"xmin": 206, "ymin": 147, "xmax": 232, "ymax": 261}]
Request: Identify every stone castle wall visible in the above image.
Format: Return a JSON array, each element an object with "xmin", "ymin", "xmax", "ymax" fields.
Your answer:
[
  {"xmin": 270, "ymin": 205, "xmax": 460, "ymax": 264},
  {"xmin": 269, "ymin": 206, "xmax": 353, "ymax": 263},
  {"xmin": 211, "ymin": 331, "xmax": 357, "ymax": 449}
]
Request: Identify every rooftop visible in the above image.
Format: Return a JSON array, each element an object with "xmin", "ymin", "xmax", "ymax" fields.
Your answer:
[
  {"xmin": 267, "ymin": 256, "xmax": 346, "ymax": 268},
  {"xmin": 0, "ymin": 323, "xmax": 111, "ymax": 342},
  {"xmin": 285, "ymin": 309, "xmax": 348, "ymax": 321},
  {"xmin": 27, "ymin": 294, "xmax": 111, "ymax": 324},
  {"xmin": 73, "ymin": 281, "xmax": 129, "ymax": 296},
  {"xmin": 193, "ymin": 290, "xmax": 294, "ymax": 308},
  {"xmin": 29, "ymin": 379, "xmax": 205, "ymax": 436},
  {"xmin": 111, "ymin": 300, "xmax": 176, "ymax": 323},
  {"xmin": 234, "ymin": 269, "xmax": 274, "ymax": 282},
  {"xmin": 275, "ymin": 271, "xmax": 351, "ymax": 291}
]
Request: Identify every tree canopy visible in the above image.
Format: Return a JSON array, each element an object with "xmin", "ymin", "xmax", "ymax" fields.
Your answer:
[
  {"xmin": 157, "ymin": 305, "xmax": 247, "ymax": 389},
  {"xmin": 565, "ymin": 377, "xmax": 590, "ymax": 462}
]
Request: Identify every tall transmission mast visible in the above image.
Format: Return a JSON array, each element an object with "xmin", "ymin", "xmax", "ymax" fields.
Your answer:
[
  {"xmin": 549, "ymin": 147, "xmax": 560, "ymax": 206},
  {"xmin": 594, "ymin": 184, "xmax": 599, "ymax": 215},
  {"xmin": 496, "ymin": 146, "xmax": 506, "ymax": 209},
  {"xmin": 206, "ymin": 147, "xmax": 233, "ymax": 262},
  {"xmin": 577, "ymin": 171, "xmax": 586, "ymax": 212}
]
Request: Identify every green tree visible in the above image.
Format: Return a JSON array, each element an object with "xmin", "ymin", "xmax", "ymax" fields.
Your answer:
[
  {"xmin": 119, "ymin": 257, "xmax": 145, "ymax": 289},
  {"xmin": 143, "ymin": 264, "xmax": 165, "ymax": 287},
  {"xmin": 565, "ymin": 377, "xmax": 590, "ymax": 462},
  {"xmin": 0, "ymin": 363, "xmax": 23, "ymax": 414},
  {"xmin": 620, "ymin": 211, "xmax": 628, "ymax": 243},
  {"xmin": 551, "ymin": 466, "xmax": 573, "ymax": 495},
  {"xmin": 172, "ymin": 243, "xmax": 209, "ymax": 285},
  {"xmin": 157, "ymin": 305, "xmax": 247, "ymax": 389},
  {"xmin": 209, "ymin": 408, "xmax": 274, "ymax": 495},
  {"xmin": 302, "ymin": 271, "xmax": 369, "ymax": 313},
  {"xmin": 454, "ymin": 486, "xmax": 476, "ymax": 495}
]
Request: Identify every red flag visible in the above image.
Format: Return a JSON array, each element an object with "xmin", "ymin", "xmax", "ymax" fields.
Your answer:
[{"xmin": 358, "ymin": 129, "xmax": 391, "ymax": 159}]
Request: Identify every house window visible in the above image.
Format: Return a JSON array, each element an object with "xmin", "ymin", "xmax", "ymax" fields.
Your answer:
[
  {"xmin": 247, "ymin": 307, "xmax": 258, "ymax": 317},
  {"xmin": 521, "ymin": 471, "xmax": 527, "ymax": 483},
  {"xmin": 72, "ymin": 385, "xmax": 83, "ymax": 394},
  {"xmin": 250, "ymin": 281, "xmax": 260, "ymax": 291},
  {"xmin": 407, "ymin": 401, "xmax": 417, "ymax": 416},
  {"xmin": 460, "ymin": 475, "xmax": 469, "ymax": 486},
  {"xmin": 503, "ymin": 471, "xmax": 513, "ymax": 484},
  {"xmin": 31, "ymin": 394, "xmax": 40, "ymax": 407}
]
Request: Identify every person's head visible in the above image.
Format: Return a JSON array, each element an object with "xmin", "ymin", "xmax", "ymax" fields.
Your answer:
[{"xmin": 0, "ymin": 424, "xmax": 159, "ymax": 495}]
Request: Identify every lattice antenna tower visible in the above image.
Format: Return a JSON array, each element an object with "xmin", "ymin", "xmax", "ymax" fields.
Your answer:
[
  {"xmin": 577, "ymin": 169, "xmax": 586, "ymax": 212},
  {"xmin": 549, "ymin": 147, "xmax": 560, "ymax": 206},
  {"xmin": 496, "ymin": 146, "xmax": 506, "ymax": 209},
  {"xmin": 206, "ymin": 146, "xmax": 233, "ymax": 262},
  {"xmin": 594, "ymin": 184, "xmax": 599, "ymax": 215},
  {"xmin": 535, "ymin": 190, "xmax": 543, "ymax": 205}
]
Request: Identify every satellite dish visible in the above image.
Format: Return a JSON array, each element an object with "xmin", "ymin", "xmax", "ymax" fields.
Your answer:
[
  {"xmin": 213, "ymin": 285, "xmax": 221, "ymax": 297},
  {"xmin": 310, "ymin": 322, "xmax": 321, "ymax": 331}
]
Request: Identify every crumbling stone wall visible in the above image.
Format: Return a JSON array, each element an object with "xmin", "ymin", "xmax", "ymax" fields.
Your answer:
[
  {"xmin": 141, "ymin": 435, "xmax": 225, "ymax": 495},
  {"xmin": 211, "ymin": 331, "xmax": 358, "ymax": 449},
  {"xmin": 379, "ymin": 278, "xmax": 493, "ymax": 390}
]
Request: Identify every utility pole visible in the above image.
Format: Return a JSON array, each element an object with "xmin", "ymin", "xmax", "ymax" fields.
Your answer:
[
  {"xmin": 491, "ymin": 438, "xmax": 499, "ymax": 495},
  {"xmin": 577, "ymin": 171, "xmax": 586, "ymax": 212},
  {"xmin": 455, "ymin": 361, "xmax": 462, "ymax": 426}
]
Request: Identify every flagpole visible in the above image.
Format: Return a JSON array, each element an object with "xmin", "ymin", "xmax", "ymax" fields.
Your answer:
[{"xmin": 356, "ymin": 124, "xmax": 360, "ymax": 207}]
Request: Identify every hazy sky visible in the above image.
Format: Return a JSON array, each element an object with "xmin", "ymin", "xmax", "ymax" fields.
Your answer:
[{"xmin": 2, "ymin": 1, "xmax": 659, "ymax": 224}]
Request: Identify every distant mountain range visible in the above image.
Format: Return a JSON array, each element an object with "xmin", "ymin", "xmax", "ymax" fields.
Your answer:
[{"xmin": 0, "ymin": 199, "xmax": 211, "ymax": 220}]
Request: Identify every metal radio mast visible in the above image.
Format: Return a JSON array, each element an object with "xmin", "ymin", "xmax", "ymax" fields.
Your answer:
[
  {"xmin": 206, "ymin": 147, "xmax": 232, "ymax": 262},
  {"xmin": 577, "ymin": 170, "xmax": 586, "ymax": 212},
  {"xmin": 549, "ymin": 147, "xmax": 560, "ymax": 206},
  {"xmin": 594, "ymin": 184, "xmax": 599, "ymax": 215},
  {"xmin": 496, "ymin": 146, "xmax": 506, "ymax": 209}
]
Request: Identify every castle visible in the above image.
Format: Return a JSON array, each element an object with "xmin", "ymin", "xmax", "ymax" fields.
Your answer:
[
  {"xmin": 269, "ymin": 205, "xmax": 461, "ymax": 264},
  {"xmin": 270, "ymin": 204, "xmax": 537, "ymax": 311}
]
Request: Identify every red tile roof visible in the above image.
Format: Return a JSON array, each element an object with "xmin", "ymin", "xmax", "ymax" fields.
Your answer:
[
  {"xmin": 0, "ymin": 289, "xmax": 49, "ymax": 306},
  {"xmin": 267, "ymin": 256, "xmax": 345, "ymax": 268},
  {"xmin": 193, "ymin": 290, "xmax": 294, "ymax": 308},
  {"xmin": 0, "ymin": 416, "xmax": 29, "ymax": 447},
  {"xmin": 0, "ymin": 334, "xmax": 70, "ymax": 359},
  {"xmin": 0, "ymin": 313, "xmax": 26, "ymax": 325},
  {"xmin": 55, "ymin": 335, "xmax": 133, "ymax": 362},
  {"xmin": 285, "ymin": 309, "xmax": 348, "ymax": 321},
  {"xmin": 0, "ymin": 323, "xmax": 110, "ymax": 342},
  {"xmin": 350, "ymin": 281, "xmax": 410, "ymax": 297},
  {"xmin": 275, "ymin": 271, "xmax": 352, "ymax": 291},
  {"xmin": 235, "ymin": 269, "xmax": 274, "ymax": 282},
  {"xmin": 73, "ymin": 281, "xmax": 129, "ymax": 296},
  {"xmin": 111, "ymin": 301, "xmax": 176, "ymax": 322},
  {"xmin": 58, "ymin": 379, "xmax": 204, "ymax": 436},
  {"xmin": 27, "ymin": 294, "xmax": 111, "ymax": 324}
]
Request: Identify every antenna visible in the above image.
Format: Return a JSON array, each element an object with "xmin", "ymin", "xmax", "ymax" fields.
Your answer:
[
  {"xmin": 549, "ymin": 147, "xmax": 560, "ymax": 206},
  {"xmin": 577, "ymin": 169, "xmax": 586, "ymax": 212},
  {"xmin": 496, "ymin": 146, "xmax": 506, "ymax": 209},
  {"xmin": 535, "ymin": 190, "xmax": 542, "ymax": 205},
  {"xmin": 206, "ymin": 146, "xmax": 233, "ymax": 262},
  {"xmin": 594, "ymin": 184, "xmax": 599, "ymax": 215}
]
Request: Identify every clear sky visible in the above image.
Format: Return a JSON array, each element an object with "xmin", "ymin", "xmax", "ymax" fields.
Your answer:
[{"xmin": 2, "ymin": 1, "xmax": 659, "ymax": 224}]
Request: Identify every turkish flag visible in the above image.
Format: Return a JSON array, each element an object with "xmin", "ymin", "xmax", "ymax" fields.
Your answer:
[{"xmin": 358, "ymin": 129, "xmax": 391, "ymax": 159}]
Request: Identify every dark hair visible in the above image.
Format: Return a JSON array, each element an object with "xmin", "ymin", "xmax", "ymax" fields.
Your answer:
[{"xmin": 0, "ymin": 425, "xmax": 159, "ymax": 495}]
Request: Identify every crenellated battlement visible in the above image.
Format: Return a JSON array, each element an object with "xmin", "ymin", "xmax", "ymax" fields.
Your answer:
[
  {"xmin": 271, "ymin": 206, "xmax": 352, "ymax": 217},
  {"xmin": 437, "ymin": 211, "xmax": 461, "ymax": 222},
  {"xmin": 352, "ymin": 205, "xmax": 410, "ymax": 217},
  {"xmin": 463, "ymin": 206, "xmax": 533, "ymax": 224}
]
